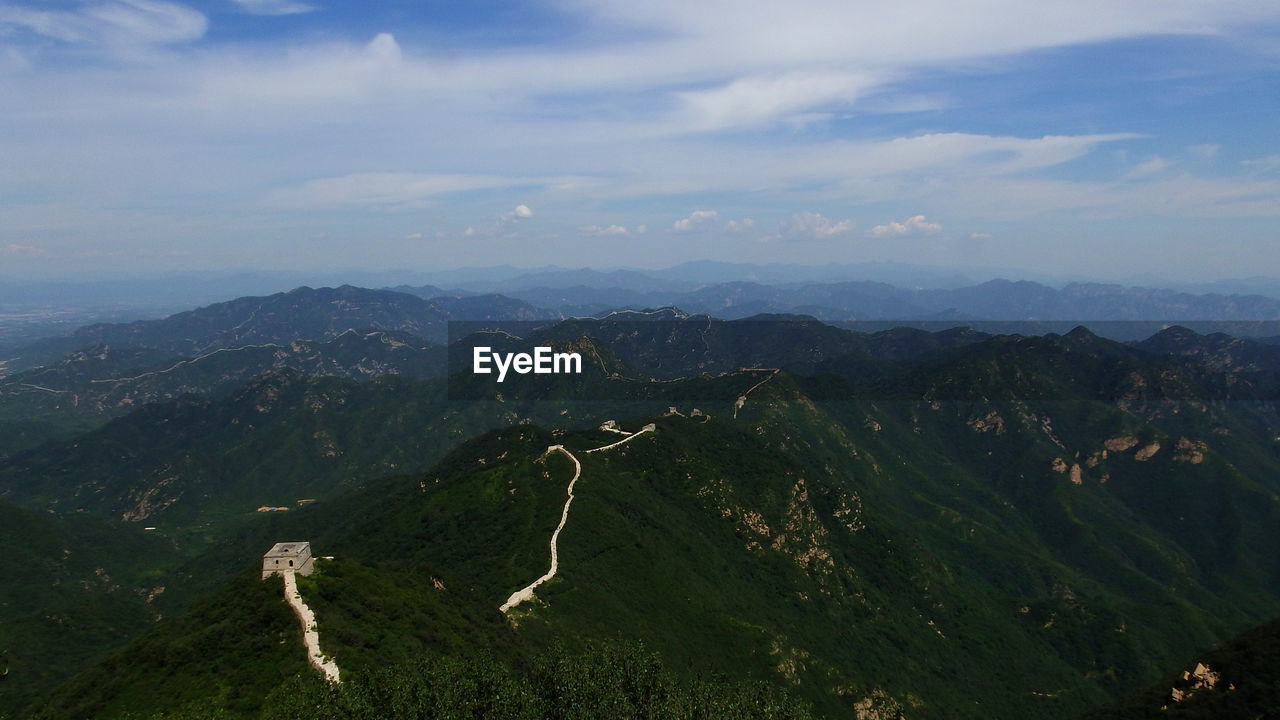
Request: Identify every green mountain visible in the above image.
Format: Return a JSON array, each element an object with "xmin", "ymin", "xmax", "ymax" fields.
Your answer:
[
  {"xmin": 0, "ymin": 334, "xmax": 744, "ymax": 544},
  {"xmin": 511, "ymin": 309, "xmax": 989, "ymax": 380},
  {"xmin": 5, "ymin": 285, "xmax": 550, "ymax": 373},
  {"xmin": 27, "ymin": 326, "xmax": 1280, "ymax": 718},
  {"xmin": 0, "ymin": 332, "xmax": 446, "ymax": 457},
  {"xmin": 0, "ymin": 286, "xmax": 559, "ymax": 457},
  {"xmin": 10, "ymin": 316, "xmax": 1280, "ymax": 719}
]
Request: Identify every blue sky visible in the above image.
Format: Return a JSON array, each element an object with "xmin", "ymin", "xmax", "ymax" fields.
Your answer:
[{"xmin": 1, "ymin": 0, "xmax": 1278, "ymax": 281}]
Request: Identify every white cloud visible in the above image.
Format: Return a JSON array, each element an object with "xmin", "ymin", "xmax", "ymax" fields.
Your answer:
[
  {"xmin": 767, "ymin": 211, "xmax": 854, "ymax": 241},
  {"xmin": 725, "ymin": 218, "xmax": 755, "ymax": 232},
  {"xmin": 677, "ymin": 71, "xmax": 874, "ymax": 132},
  {"xmin": 3, "ymin": 1, "xmax": 1280, "ymax": 271},
  {"xmin": 869, "ymin": 215, "xmax": 941, "ymax": 237},
  {"xmin": 497, "ymin": 204, "xmax": 534, "ymax": 224},
  {"xmin": 571, "ymin": 1, "xmax": 1278, "ymax": 74},
  {"xmin": 231, "ymin": 0, "xmax": 315, "ymax": 16},
  {"xmin": 672, "ymin": 209, "xmax": 718, "ymax": 232},
  {"xmin": 462, "ymin": 226, "xmax": 476, "ymax": 237},
  {"xmin": 580, "ymin": 224, "xmax": 631, "ymax": 236},
  {"xmin": 968, "ymin": 232, "xmax": 991, "ymax": 240}
]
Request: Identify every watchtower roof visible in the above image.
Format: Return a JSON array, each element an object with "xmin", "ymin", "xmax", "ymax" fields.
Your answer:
[{"xmin": 264, "ymin": 541, "xmax": 310, "ymax": 557}]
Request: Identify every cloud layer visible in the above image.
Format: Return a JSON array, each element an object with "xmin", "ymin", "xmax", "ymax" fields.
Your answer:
[{"xmin": 0, "ymin": 1, "xmax": 1278, "ymax": 275}]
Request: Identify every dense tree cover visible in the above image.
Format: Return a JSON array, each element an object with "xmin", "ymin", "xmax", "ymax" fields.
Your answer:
[
  {"xmin": 27, "ymin": 574, "xmax": 308, "ymax": 720},
  {"xmin": 71, "ymin": 643, "xmax": 815, "ymax": 720},
  {"xmin": 0, "ymin": 500, "xmax": 177, "ymax": 714}
]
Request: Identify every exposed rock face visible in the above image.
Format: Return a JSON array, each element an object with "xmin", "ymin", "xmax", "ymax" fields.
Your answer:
[
  {"xmin": 851, "ymin": 688, "xmax": 908, "ymax": 720},
  {"xmin": 1069, "ymin": 463, "xmax": 1083, "ymax": 485},
  {"xmin": 1105, "ymin": 436, "xmax": 1139, "ymax": 452},
  {"xmin": 1173, "ymin": 437, "xmax": 1207, "ymax": 464},
  {"xmin": 769, "ymin": 635, "xmax": 810, "ymax": 685},
  {"xmin": 741, "ymin": 509, "xmax": 772, "ymax": 537},
  {"xmin": 1169, "ymin": 661, "xmax": 1222, "ymax": 704},
  {"xmin": 832, "ymin": 493, "xmax": 865, "ymax": 532},
  {"xmin": 1135, "ymin": 442, "xmax": 1161, "ymax": 461},
  {"xmin": 968, "ymin": 411, "xmax": 1005, "ymax": 434},
  {"xmin": 773, "ymin": 477, "xmax": 835, "ymax": 573}
]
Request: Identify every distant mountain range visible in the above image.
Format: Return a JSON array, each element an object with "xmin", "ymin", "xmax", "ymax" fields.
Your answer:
[
  {"xmin": 445, "ymin": 278, "xmax": 1280, "ymax": 331},
  {"xmin": 8, "ymin": 263, "xmax": 1280, "ymax": 352}
]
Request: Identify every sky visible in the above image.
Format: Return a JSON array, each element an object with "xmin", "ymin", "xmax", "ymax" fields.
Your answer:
[{"xmin": 1, "ymin": 0, "xmax": 1279, "ymax": 281}]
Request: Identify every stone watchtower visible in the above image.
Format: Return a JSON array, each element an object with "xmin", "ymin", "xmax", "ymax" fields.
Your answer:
[{"xmin": 262, "ymin": 541, "xmax": 315, "ymax": 579}]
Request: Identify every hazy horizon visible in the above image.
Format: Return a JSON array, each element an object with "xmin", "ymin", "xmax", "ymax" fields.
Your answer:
[{"xmin": 6, "ymin": 259, "xmax": 1280, "ymax": 292}]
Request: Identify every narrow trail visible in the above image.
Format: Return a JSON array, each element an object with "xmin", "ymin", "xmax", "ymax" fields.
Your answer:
[
  {"xmin": 87, "ymin": 343, "xmax": 280, "ymax": 385},
  {"xmin": 283, "ymin": 570, "xmax": 341, "ymax": 683},
  {"xmin": 499, "ymin": 423, "xmax": 655, "ymax": 614},
  {"xmin": 500, "ymin": 444, "xmax": 582, "ymax": 613},
  {"xmin": 583, "ymin": 424, "xmax": 654, "ymax": 454},
  {"xmin": 15, "ymin": 383, "xmax": 65, "ymax": 393},
  {"xmin": 733, "ymin": 368, "xmax": 779, "ymax": 419}
]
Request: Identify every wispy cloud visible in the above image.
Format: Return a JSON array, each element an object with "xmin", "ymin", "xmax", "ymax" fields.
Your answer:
[
  {"xmin": 0, "ymin": 0, "xmax": 207, "ymax": 47},
  {"xmin": 1243, "ymin": 154, "xmax": 1280, "ymax": 172},
  {"xmin": 231, "ymin": 0, "xmax": 316, "ymax": 16},
  {"xmin": 676, "ymin": 71, "xmax": 874, "ymax": 132},
  {"xmin": 1124, "ymin": 156, "xmax": 1172, "ymax": 179},
  {"xmin": 580, "ymin": 224, "xmax": 633, "ymax": 236},
  {"xmin": 1187, "ymin": 144, "xmax": 1220, "ymax": 161},
  {"xmin": 1, "ymin": 242, "xmax": 45, "ymax": 257}
]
